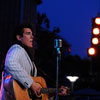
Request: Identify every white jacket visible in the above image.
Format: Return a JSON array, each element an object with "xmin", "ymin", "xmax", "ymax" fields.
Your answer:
[{"xmin": 4, "ymin": 44, "xmax": 36, "ymax": 88}]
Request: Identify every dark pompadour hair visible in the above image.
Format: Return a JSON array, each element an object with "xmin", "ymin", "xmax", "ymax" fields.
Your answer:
[
  {"xmin": 13, "ymin": 23, "xmax": 35, "ymax": 42},
  {"xmin": 15, "ymin": 24, "xmax": 33, "ymax": 36}
]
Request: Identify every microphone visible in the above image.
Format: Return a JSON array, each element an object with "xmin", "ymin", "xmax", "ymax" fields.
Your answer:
[
  {"xmin": 54, "ymin": 39, "xmax": 62, "ymax": 55},
  {"xmin": 54, "ymin": 39, "xmax": 62, "ymax": 48}
]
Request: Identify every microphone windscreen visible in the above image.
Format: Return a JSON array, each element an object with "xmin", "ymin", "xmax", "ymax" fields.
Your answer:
[{"xmin": 54, "ymin": 39, "xmax": 62, "ymax": 48}]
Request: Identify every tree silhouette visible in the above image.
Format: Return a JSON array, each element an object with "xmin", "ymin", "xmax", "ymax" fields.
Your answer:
[{"xmin": 35, "ymin": 12, "xmax": 71, "ymax": 87}]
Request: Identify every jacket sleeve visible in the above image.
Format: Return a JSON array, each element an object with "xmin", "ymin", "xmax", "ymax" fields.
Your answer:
[{"xmin": 5, "ymin": 45, "xmax": 33, "ymax": 88}]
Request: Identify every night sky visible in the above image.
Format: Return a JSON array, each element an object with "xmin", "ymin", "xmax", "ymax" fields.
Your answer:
[{"xmin": 37, "ymin": 0, "xmax": 99, "ymax": 59}]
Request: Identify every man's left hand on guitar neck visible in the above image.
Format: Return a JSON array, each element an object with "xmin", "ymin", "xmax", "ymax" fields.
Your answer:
[{"xmin": 59, "ymin": 86, "xmax": 70, "ymax": 96}]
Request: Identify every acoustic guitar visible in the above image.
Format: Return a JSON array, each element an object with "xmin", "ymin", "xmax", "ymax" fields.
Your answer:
[{"xmin": 4, "ymin": 76, "xmax": 67, "ymax": 100}]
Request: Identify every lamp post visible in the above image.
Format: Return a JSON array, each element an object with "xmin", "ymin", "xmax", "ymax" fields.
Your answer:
[{"xmin": 66, "ymin": 76, "xmax": 79, "ymax": 92}]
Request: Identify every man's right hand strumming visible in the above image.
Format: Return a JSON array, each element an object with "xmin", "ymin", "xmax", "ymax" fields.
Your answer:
[{"xmin": 30, "ymin": 81, "xmax": 41, "ymax": 96}]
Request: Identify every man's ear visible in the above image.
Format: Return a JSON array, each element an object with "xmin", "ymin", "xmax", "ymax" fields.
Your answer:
[{"xmin": 16, "ymin": 35, "xmax": 22, "ymax": 41}]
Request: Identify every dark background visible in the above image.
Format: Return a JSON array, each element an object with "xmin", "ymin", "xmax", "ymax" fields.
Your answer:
[
  {"xmin": 0, "ymin": 0, "xmax": 100, "ymax": 100},
  {"xmin": 37, "ymin": 0, "xmax": 100, "ymax": 58}
]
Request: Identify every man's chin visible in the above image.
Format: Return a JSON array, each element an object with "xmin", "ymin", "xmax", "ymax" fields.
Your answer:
[{"xmin": 27, "ymin": 45, "xmax": 33, "ymax": 48}]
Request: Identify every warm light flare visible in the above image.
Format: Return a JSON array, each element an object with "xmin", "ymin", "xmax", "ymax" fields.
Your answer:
[
  {"xmin": 95, "ymin": 18, "xmax": 100, "ymax": 25},
  {"xmin": 88, "ymin": 47, "xmax": 96, "ymax": 56},
  {"xmin": 92, "ymin": 37, "xmax": 99, "ymax": 45},
  {"xmin": 92, "ymin": 28, "xmax": 99, "ymax": 35}
]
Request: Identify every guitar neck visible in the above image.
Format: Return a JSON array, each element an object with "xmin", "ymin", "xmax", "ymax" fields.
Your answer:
[{"xmin": 41, "ymin": 88, "xmax": 62, "ymax": 94}]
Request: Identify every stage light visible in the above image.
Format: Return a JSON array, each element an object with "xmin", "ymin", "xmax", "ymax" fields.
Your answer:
[
  {"xmin": 95, "ymin": 18, "xmax": 100, "ymax": 25},
  {"xmin": 88, "ymin": 16, "xmax": 100, "ymax": 57},
  {"xmin": 92, "ymin": 28, "xmax": 99, "ymax": 35},
  {"xmin": 91, "ymin": 37, "xmax": 99, "ymax": 45},
  {"xmin": 88, "ymin": 47, "xmax": 96, "ymax": 56}
]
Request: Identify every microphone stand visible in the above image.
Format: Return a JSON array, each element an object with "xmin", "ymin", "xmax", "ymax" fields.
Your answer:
[{"xmin": 54, "ymin": 39, "xmax": 62, "ymax": 100}]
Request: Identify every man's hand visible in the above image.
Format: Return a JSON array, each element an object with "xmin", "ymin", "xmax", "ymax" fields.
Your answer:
[
  {"xmin": 30, "ymin": 81, "xmax": 41, "ymax": 96},
  {"xmin": 59, "ymin": 86, "xmax": 70, "ymax": 96}
]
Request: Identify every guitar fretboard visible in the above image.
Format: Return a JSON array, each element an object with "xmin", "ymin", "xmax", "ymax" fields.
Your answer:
[{"xmin": 41, "ymin": 88, "xmax": 62, "ymax": 94}]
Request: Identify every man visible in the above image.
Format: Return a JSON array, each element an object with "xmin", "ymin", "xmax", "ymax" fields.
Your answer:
[
  {"xmin": 0, "ymin": 24, "xmax": 41, "ymax": 100},
  {"xmin": 0, "ymin": 24, "xmax": 68, "ymax": 100}
]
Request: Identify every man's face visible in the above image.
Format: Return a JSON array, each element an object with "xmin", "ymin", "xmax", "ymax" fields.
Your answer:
[{"xmin": 20, "ymin": 28, "xmax": 34, "ymax": 48}]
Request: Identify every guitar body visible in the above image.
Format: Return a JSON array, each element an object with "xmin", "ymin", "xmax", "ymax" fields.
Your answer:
[
  {"xmin": 4, "ymin": 76, "xmax": 48, "ymax": 100},
  {"xmin": 4, "ymin": 76, "xmax": 68, "ymax": 100},
  {"xmin": 13, "ymin": 79, "xmax": 30, "ymax": 100}
]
